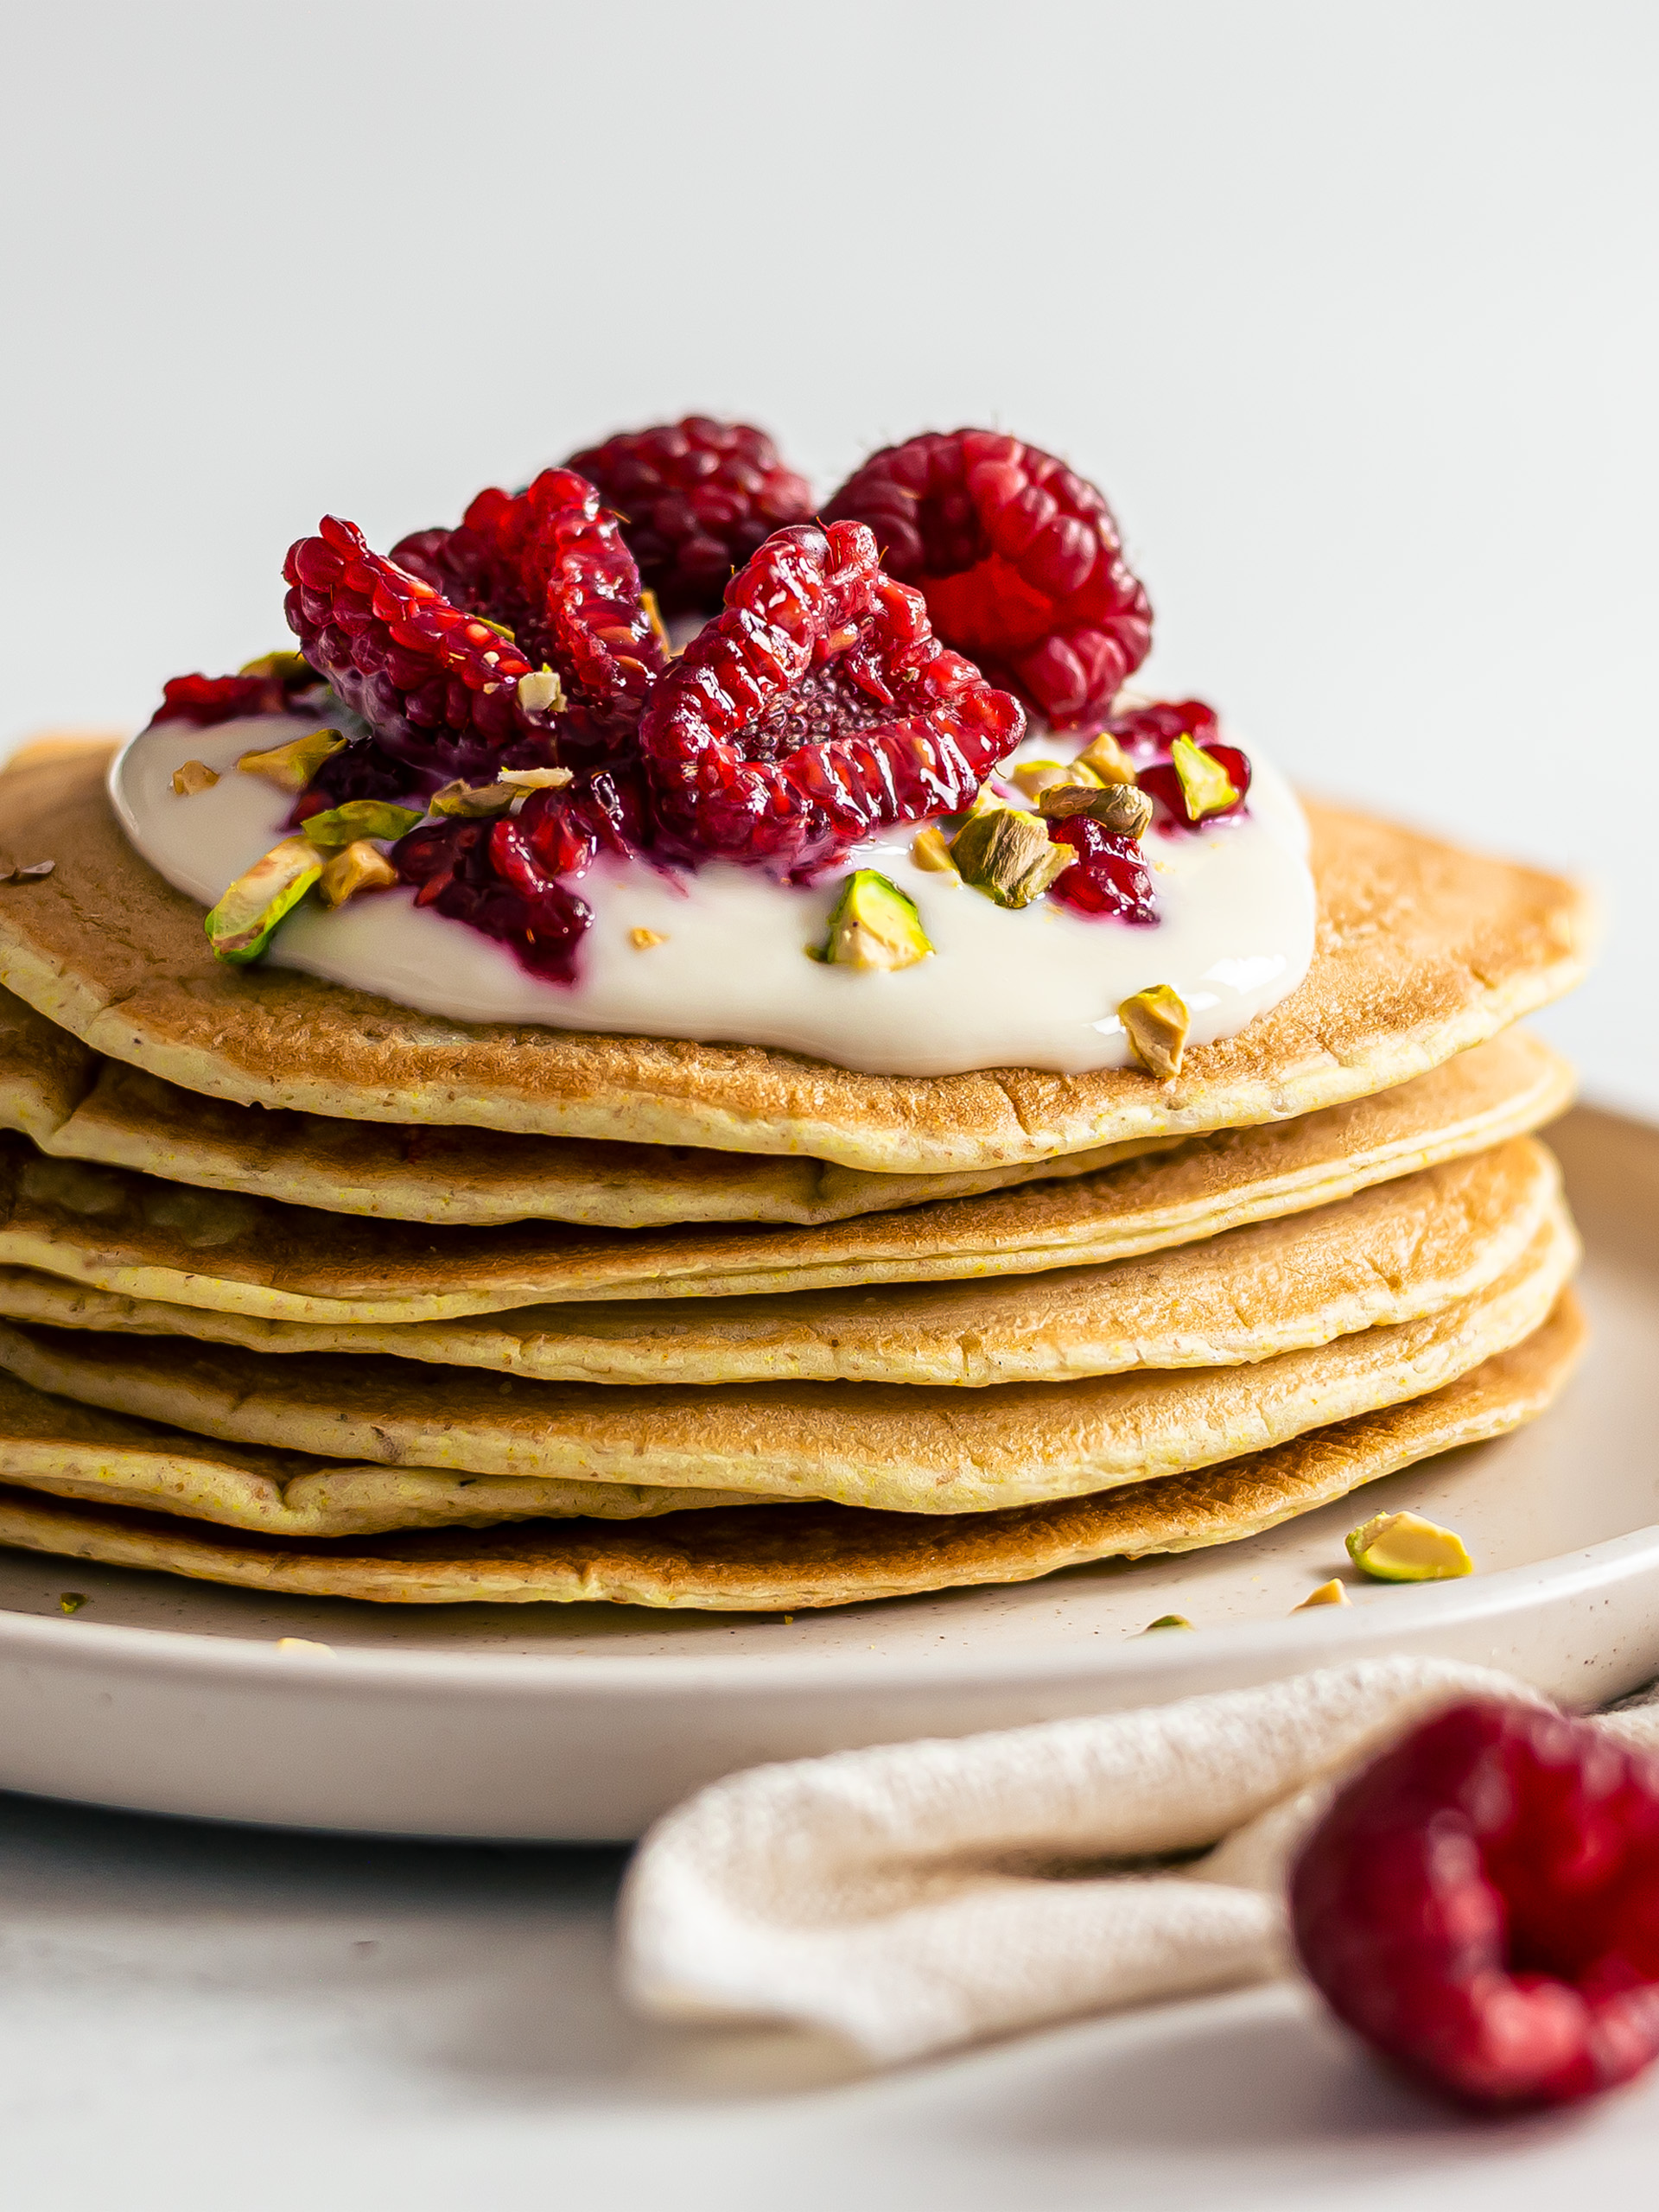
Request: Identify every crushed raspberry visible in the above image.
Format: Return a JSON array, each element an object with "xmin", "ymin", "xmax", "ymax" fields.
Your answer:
[
  {"xmin": 284, "ymin": 473, "xmax": 665, "ymax": 781},
  {"xmin": 823, "ymin": 430, "xmax": 1152, "ymax": 729},
  {"xmin": 150, "ymin": 661, "xmax": 320, "ymax": 728},
  {"xmin": 1291, "ymin": 1699, "xmax": 1659, "ymax": 2111},
  {"xmin": 1048, "ymin": 815, "xmax": 1157, "ymax": 923},
  {"xmin": 390, "ymin": 766, "xmax": 645, "ymax": 984},
  {"xmin": 565, "ymin": 417, "xmax": 814, "ymax": 615},
  {"xmin": 639, "ymin": 520, "xmax": 1026, "ymax": 873},
  {"xmin": 289, "ymin": 735, "xmax": 430, "ymax": 824}
]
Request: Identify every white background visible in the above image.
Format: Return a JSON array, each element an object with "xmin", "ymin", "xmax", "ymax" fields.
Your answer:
[
  {"xmin": 2, "ymin": 0, "xmax": 1655, "ymax": 1108},
  {"xmin": 1, "ymin": 10, "xmax": 1658, "ymax": 2202}
]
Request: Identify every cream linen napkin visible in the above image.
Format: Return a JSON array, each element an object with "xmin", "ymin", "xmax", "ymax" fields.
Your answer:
[{"xmin": 619, "ymin": 1656, "xmax": 1659, "ymax": 2063}]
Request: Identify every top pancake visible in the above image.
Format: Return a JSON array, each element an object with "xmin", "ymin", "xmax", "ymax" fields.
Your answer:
[
  {"xmin": 0, "ymin": 985, "xmax": 1170, "ymax": 1229},
  {"xmin": 0, "ymin": 753, "xmax": 1592, "ymax": 1173}
]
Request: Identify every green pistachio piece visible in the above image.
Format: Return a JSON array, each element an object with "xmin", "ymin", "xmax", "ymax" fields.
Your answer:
[
  {"xmin": 499, "ymin": 766, "xmax": 574, "ymax": 791},
  {"xmin": 238, "ymin": 651, "xmax": 313, "ymax": 684},
  {"xmin": 1038, "ymin": 782, "xmax": 1155, "ymax": 840},
  {"xmin": 204, "ymin": 838, "xmax": 323, "ymax": 964},
  {"xmin": 429, "ymin": 779, "xmax": 518, "ymax": 818},
  {"xmin": 1008, "ymin": 760, "xmax": 1082, "ymax": 802},
  {"xmin": 1140, "ymin": 1614, "xmax": 1193, "ymax": 1633},
  {"xmin": 1073, "ymin": 731, "xmax": 1136, "ymax": 785},
  {"xmin": 514, "ymin": 669, "xmax": 566, "ymax": 715},
  {"xmin": 1171, "ymin": 734, "xmax": 1241, "ymax": 821},
  {"xmin": 236, "ymin": 728, "xmax": 347, "ymax": 793},
  {"xmin": 1345, "ymin": 1511, "xmax": 1473, "ymax": 1583},
  {"xmin": 318, "ymin": 839, "xmax": 400, "ymax": 908},
  {"xmin": 910, "ymin": 824, "xmax": 958, "ymax": 874},
  {"xmin": 814, "ymin": 869, "xmax": 933, "ymax": 970},
  {"xmin": 301, "ymin": 801, "xmax": 424, "ymax": 849},
  {"xmin": 1118, "ymin": 983, "xmax": 1190, "ymax": 1079},
  {"xmin": 1293, "ymin": 1579, "xmax": 1351, "ymax": 1611},
  {"xmin": 950, "ymin": 806, "xmax": 1072, "ymax": 908}
]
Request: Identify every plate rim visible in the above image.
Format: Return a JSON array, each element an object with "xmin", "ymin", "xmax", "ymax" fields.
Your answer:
[{"xmin": 3, "ymin": 1519, "xmax": 1656, "ymax": 1700}]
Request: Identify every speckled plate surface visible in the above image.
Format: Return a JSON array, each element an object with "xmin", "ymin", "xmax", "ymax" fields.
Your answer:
[{"xmin": 0, "ymin": 1103, "xmax": 1650, "ymax": 1841}]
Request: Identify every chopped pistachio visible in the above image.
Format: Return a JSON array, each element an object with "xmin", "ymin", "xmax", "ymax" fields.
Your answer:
[
  {"xmin": 1038, "ymin": 782, "xmax": 1155, "ymax": 840},
  {"xmin": 238, "ymin": 650, "xmax": 312, "ymax": 683},
  {"xmin": 962, "ymin": 781, "xmax": 1007, "ymax": 821},
  {"xmin": 236, "ymin": 727, "xmax": 347, "ymax": 793},
  {"xmin": 1346, "ymin": 1510, "xmax": 1473, "ymax": 1583},
  {"xmin": 514, "ymin": 669, "xmax": 566, "ymax": 717},
  {"xmin": 317, "ymin": 839, "xmax": 399, "ymax": 908},
  {"xmin": 1171, "ymin": 734, "xmax": 1242, "ymax": 821},
  {"xmin": 499, "ymin": 765, "xmax": 574, "ymax": 791},
  {"xmin": 474, "ymin": 616, "xmax": 517, "ymax": 644},
  {"xmin": 1140, "ymin": 1614, "xmax": 1193, "ymax": 1633},
  {"xmin": 171, "ymin": 759, "xmax": 219, "ymax": 798},
  {"xmin": 1073, "ymin": 730, "xmax": 1137, "ymax": 785},
  {"xmin": 302, "ymin": 801, "xmax": 423, "ymax": 849},
  {"xmin": 630, "ymin": 926, "xmax": 667, "ymax": 950},
  {"xmin": 1118, "ymin": 983, "xmax": 1190, "ymax": 1079},
  {"xmin": 58, "ymin": 1592, "xmax": 86, "ymax": 1615},
  {"xmin": 429, "ymin": 779, "xmax": 518, "ymax": 819},
  {"xmin": 910, "ymin": 824, "xmax": 958, "ymax": 874},
  {"xmin": 1293, "ymin": 1579, "xmax": 1351, "ymax": 1611},
  {"xmin": 205, "ymin": 837, "xmax": 323, "ymax": 963},
  {"xmin": 816, "ymin": 869, "xmax": 933, "ymax": 970},
  {"xmin": 950, "ymin": 806, "xmax": 1072, "ymax": 908},
  {"xmin": 1008, "ymin": 760, "xmax": 1084, "ymax": 802}
]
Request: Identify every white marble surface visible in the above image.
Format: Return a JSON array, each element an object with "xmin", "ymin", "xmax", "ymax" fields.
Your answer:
[
  {"xmin": 3, "ymin": 2, "xmax": 1658, "ymax": 2201},
  {"xmin": 7, "ymin": 1789, "xmax": 1659, "ymax": 2212}
]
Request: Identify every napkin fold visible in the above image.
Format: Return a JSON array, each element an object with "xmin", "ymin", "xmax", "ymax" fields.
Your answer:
[{"xmin": 620, "ymin": 1657, "xmax": 1659, "ymax": 2063}]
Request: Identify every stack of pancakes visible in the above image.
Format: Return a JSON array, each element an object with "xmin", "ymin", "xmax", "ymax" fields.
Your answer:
[{"xmin": 0, "ymin": 746, "xmax": 1593, "ymax": 1611}]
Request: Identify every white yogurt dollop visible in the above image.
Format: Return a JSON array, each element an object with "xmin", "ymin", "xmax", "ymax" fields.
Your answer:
[{"xmin": 111, "ymin": 713, "xmax": 1316, "ymax": 1078}]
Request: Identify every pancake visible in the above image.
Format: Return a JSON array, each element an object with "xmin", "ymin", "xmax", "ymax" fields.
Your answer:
[
  {"xmin": 0, "ymin": 1202, "xmax": 1575, "ymax": 1512},
  {"xmin": 0, "ymin": 1138, "xmax": 1560, "ymax": 1387},
  {"xmin": 0, "ymin": 1365, "xmax": 758, "ymax": 1534},
  {"xmin": 0, "ymin": 1038, "xmax": 1573, "ymax": 1321},
  {"xmin": 0, "ymin": 994, "xmax": 1569, "ymax": 1233},
  {"xmin": 0, "ymin": 753, "xmax": 1592, "ymax": 1173},
  {"xmin": 0, "ymin": 1024, "xmax": 1166, "ymax": 1229},
  {"xmin": 0, "ymin": 982, "xmax": 94, "ymax": 1148},
  {"xmin": 0, "ymin": 1293, "xmax": 1585, "ymax": 1602}
]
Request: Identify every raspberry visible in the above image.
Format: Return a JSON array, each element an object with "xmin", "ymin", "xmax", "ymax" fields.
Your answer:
[
  {"xmin": 639, "ymin": 520, "xmax": 1026, "ymax": 873},
  {"xmin": 391, "ymin": 467, "xmax": 664, "ymax": 723},
  {"xmin": 290, "ymin": 735, "xmax": 429, "ymax": 823},
  {"xmin": 1290, "ymin": 1699, "xmax": 1659, "ymax": 2111},
  {"xmin": 284, "ymin": 472, "xmax": 665, "ymax": 781},
  {"xmin": 565, "ymin": 416, "xmax": 814, "ymax": 615},
  {"xmin": 1102, "ymin": 700, "xmax": 1251, "ymax": 832},
  {"xmin": 149, "ymin": 658, "xmax": 320, "ymax": 728},
  {"xmin": 1048, "ymin": 814, "xmax": 1157, "ymax": 923},
  {"xmin": 823, "ymin": 430, "xmax": 1152, "ymax": 729},
  {"xmin": 390, "ymin": 764, "xmax": 645, "ymax": 984}
]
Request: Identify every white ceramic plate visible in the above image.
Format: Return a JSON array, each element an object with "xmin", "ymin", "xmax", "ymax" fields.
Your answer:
[{"xmin": 0, "ymin": 1104, "xmax": 1651, "ymax": 1841}]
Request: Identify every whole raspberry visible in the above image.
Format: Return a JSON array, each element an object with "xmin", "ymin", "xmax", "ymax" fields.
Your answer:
[
  {"xmin": 1291, "ymin": 1699, "xmax": 1659, "ymax": 2111},
  {"xmin": 639, "ymin": 520, "xmax": 1026, "ymax": 873},
  {"xmin": 823, "ymin": 430, "xmax": 1152, "ymax": 729},
  {"xmin": 565, "ymin": 417, "xmax": 814, "ymax": 616},
  {"xmin": 284, "ymin": 472, "xmax": 665, "ymax": 782}
]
